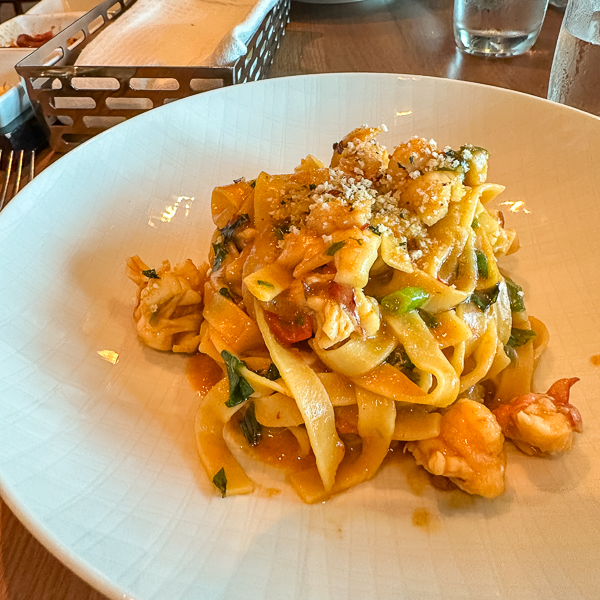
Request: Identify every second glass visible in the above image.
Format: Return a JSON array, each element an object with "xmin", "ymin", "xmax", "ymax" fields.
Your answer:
[
  {"xmin": 454, "ymin": 0, "xmax": 550, "ymax": 57},
  {"xmin": 547, "ymin": 0, "xmax": 600, "ymax": 116}
]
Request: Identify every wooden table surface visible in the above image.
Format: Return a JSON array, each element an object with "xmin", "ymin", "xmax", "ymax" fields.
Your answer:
[{"xmin": 0, "ymin": 1, "xmax": 564, "ymax": 599}]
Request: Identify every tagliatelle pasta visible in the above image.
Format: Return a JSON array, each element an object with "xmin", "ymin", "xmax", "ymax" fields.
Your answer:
[{"xmin": 127, "ymin": 126, "xmax": 583, "ymax": 503}]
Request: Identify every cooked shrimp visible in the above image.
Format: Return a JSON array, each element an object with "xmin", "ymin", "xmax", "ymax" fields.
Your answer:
[
  {"xmin": 330, "ymin": 126, "xmax": 389, "ymax": 181},
  {"xmin": 126, "ymin": 255, "xmax": 207, "ymax": 353},
  {"xmin": 406, "ymin": 399, "xmax": 506, "ymax": 498},
  {"xmin": 492, "ymin": 378, "xmax": 582, "ymax": 457}
]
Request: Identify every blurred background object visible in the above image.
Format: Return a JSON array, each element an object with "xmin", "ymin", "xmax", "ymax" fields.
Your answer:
[
  {"xmin": 0, "ymin": 1, "xmax": 37, "ymax": 22},
  {"xmin": 547, "ymin": 0, "xmax": 600, "ymax": 115}
]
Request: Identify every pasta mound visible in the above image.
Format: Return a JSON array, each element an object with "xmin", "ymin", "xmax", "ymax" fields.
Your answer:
[{"xmin": 128, "ymin": 126, "xmax": 582, "ymax": 503}]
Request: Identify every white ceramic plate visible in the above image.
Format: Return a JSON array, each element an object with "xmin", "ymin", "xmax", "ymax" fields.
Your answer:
[{"xmin": 1, "ymin": 73, "xmax": 599, "ymax": 600}]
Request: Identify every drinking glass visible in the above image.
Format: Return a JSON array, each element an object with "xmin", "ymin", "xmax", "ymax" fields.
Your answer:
[
  {"xmin": 547, "ymin": 0, "xmax": 600, "ymax": 116},
  {"xmin": 454, "ymin": 0, "xmax": 550, "ymax": 57}
]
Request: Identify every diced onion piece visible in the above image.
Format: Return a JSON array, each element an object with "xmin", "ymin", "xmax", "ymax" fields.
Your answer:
[
  {"xmin": 243, "ymin": 263, "xmax": 294, "ymax": 302},
  {"xmin": 253, "ymin": 393, "xmax": 304, "ymax": 427}
]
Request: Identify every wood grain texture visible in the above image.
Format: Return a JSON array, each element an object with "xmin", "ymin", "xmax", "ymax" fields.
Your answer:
[
  {"xmin": 0, "ymin": 2, "xmax": 564, "ymax": 599},
  {"xmin": 270, "ymin": 0, "xmax": 564, "ymax": 98}
]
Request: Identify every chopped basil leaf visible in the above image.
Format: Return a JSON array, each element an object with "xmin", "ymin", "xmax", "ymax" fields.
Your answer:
[
  {"xmin": 293, "ymin": 313, "xmax": 306, "ymax": 326},
  {"xmin": 274, "ymin": 222, "xmax": 291, "ymax": 240},
  {"xmin": 257, "ymin": 280, "xmax": 274, "ymax": 289},
  {"xmin": 264, "ymin": 363, "xmax": 280, "ymax": 381},
  {"xmin": 351, "ymin": 237, "xmax": 364, "ymax": 246},
  {"xmin": 507, "ymin": 328, "xmax": 537, "ymax": 348},
  {"xmin": 326, "ymin": 240, "xmax": 346, "ymax": 256},
  {"xmin": 309, "ymin": 183, "xmax": 317, "ymax": 190},
  {"xmin": 387, "ymin": 346, "xmax": 420, "ymax": 384},
  {"xmin": 381, "ymin": 287, "xmax": 429, "ymax": 315},
  {"xmin": 142, "ymin": 268, "xmax": 159, "ymax": 279},
  {"xmin": 476, "ymin": 249, "xmax": 489, "ymax": 279},
  {"xmin": 462, "ymin": 144, "xmax": 489, "ymax": 158},
  {"xmin": 504, "ymin": 345, "xmax": 518, "ymax": 363},
  {"xmin": 369, "ymin": 224, "xmax": 384, "ymax": 235},
  {"xmin": 212, "ymin": 468, "xmax": 227, "ymax": 498},
  {"xmin": 240, "ymin": 402, "xmax": 262, "ymax": 446},
  {"xmin": 471, "ymin": 217, "xmax": 479, "ymax": 229},
  {"xmin": 443, "ymin": 148, "xmax": 469, "ymax": 174},
  {"xmin": 221, "ymin": 350, "xmax": 254, "ymax": 407},
  {"xmin": 221, "ymin": 213, "xmax": 249, "ymax": 244},
  {"xmin": 219, "ymin": 287, "xmax": 233, "ymax": 300},
  {"xmin": 211, "ymin": 242, "xmax": 228, "ymax": 272},
  {"xmin": 418, "ymin": 309, "xmax": 438, "ymax": 329},
  {"xmin": 409, "ymin": 156, "xmax": 414, "ymax": 165},
  {"xmin": 469, "ymin": 284, "xmax": 500, "ymax": 312},
  {"xmin": 505, "ymin": 276, "xmax": 526, "ymax": 313},
  {"xmin": 249, "ymin": 180, "xmax": 256, "ymax": 188}
]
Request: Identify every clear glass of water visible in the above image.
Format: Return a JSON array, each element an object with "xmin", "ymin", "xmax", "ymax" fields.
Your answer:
[
  {"xmin": 547, "ymin": 0, "xmax": 600, "ymax": 116},
  {"xmin": 454, "ymin": 0, "xmax": 550, "ymax": 57}
]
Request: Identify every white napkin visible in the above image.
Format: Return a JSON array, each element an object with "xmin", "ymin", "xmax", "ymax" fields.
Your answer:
[{"xmin": 76, "ymin": 0, "xmax": 279, "ymax": 68}]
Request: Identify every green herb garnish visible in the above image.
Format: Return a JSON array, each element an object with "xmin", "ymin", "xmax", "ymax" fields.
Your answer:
[
  {"xmin": 211, "ymin": 242, "xmax": 228, "ymax": 272},
  {"xmin": 505, "ymin": 276, "xmax": 526, "ymax": 313},
  {"xmin": 221, "ymin": 213, "xmax": 249, "ymax": 244},
  {"xmin": 326, "ymin": 240, "xmax": 346, "ymax": 256},
  {"xmin": 212, "ymin": 468, "xmax": 227, "ymax": 498},
  {"xmin": 219, "ymin": 287, "xmax": 233, "ymax": 300},
  {"xmin": 369, "ymin": 224, "xmax": 384, "ymax": 236},
  {"xmin": 264, "ymin": 363, "xmax": 280, "ymax": 381},
  {"xmin": 142, "ymin": 268, "xmax": 159, "ymax": 279},
  {"xmin": 257, "ymin": 280, "xmax": 274, "ymax": 289},
  {"xmin": 418, "ymin": 309, "xmax": 438, "ymax": 329},
  {"xmin": 471, "ymin": 217, "xmax": 479, "ymax": 229},
  {"xmin": 309, "ymin": 183, "xmax": 317, "ymax": 190},
  {"xmin": 274, "ymin": 221, "xmax": 291, "ymax": 240},
  {"xmin": 240, "ymin": 402, "xmax": 262, "ymax": 446},
  {"xmin": 387, "ymin": 346, "xmax": 420, "ymax": 384},
  {"xmin": 221, "ymin": 350, "xmax": 254, "ymax": 407},
  {"xmin": 469, "ymin": 284, "xmax": 500, "ymax": 312},
  {"xmin": 507, "ymin": 328, "xmax": 537, "ymax": 348},
  {"xmin": 476, "ymin": 250, "xmax": 489, "ymax": 279},
  {"xmin": 380, "ymin": 287, "xmax": 429, "ymax": 315}
]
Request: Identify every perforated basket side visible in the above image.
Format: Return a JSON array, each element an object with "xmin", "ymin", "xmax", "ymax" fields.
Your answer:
[
  {"xmin": 234, "ymin": 0, "xmax": 291, "ymax": 84},
  {"xmin": 17, "ymin": 0, "xmax": 290, "ymax": 153}
]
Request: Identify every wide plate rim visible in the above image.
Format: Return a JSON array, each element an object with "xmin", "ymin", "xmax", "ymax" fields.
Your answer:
[{"xmin": 1, "ymin": 71, "xmax": 599, "ymax": 600}]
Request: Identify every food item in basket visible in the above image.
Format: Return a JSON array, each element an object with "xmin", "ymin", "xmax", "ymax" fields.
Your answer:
[
  {"xmin": 13, "ymin": 30, "xmax": 55, "ymax": 48},
  {"xmin": 127, "ymin": 126, "xmax": 582, "ymax": 503}
]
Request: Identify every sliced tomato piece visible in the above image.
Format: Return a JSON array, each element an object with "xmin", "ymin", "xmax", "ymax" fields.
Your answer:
[{"xmin": 264, "ymin": 310, "xmax": 313, "ymax": 345}]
